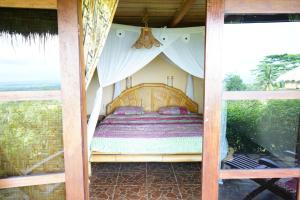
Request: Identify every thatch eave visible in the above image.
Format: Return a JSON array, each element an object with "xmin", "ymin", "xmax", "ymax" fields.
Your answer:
[{"xmin": 0, "ymin": 7, "xmax": 58, "ymax": 39}]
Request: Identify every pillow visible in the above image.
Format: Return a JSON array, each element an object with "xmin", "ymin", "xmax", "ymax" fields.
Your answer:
[
  {"xmin": 113, "ymin": 106, "xmax": 144, "ymax": 115},
  {"xmin": 158, "ymin": 106, "xmax": 190, "ymax": 115}
]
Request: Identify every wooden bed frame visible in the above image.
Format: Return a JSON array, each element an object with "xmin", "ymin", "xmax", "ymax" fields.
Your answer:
[{"xmin": 90, "ymin": 83, "xmax": 202, "ymax": 163}]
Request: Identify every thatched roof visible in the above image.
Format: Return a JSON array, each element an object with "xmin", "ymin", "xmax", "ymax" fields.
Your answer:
[{"xmin": 0, "ymin": 7, "xmax": 57, "ymax": 38}]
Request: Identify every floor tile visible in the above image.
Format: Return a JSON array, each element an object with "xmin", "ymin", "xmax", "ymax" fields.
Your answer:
[
  {"xmin": 175, "ymin": 172, "xmax": 201, "ymax": 185},
  {"xmin": 147, "ymin": 184, "xmax": 182, "ymax": 200},
  {"xmin": 179, "ymin": 184, "xmax": 201, "ymax": 200},
  {"xmin": 89, "ymin": 185, "xmax": 115, "ymax": 200},
  {"xmin": 114, "ymin": 185, "xmax": 147, "ymax": 200},
  {"xmin": 172, "ymin": 163, "xmax": 201, "ymax": 172},
  {"xmin": 91, "ymin": 173, "xmax": 119, "ymax": 186},
  {"xmin": 147, "ymin": 163, "xmax": 172, "ymax": 173},
  {"xmin": 147, "ymin": 172, "xmax": 177, "ymax": 185},
  {"xmin": 92, "ymin": 163, "xmax": 120, "ymax": 173},
  {"xmin": 120, "ymin": 163, "xmax": 146, "ymax": 172},
  {"xmin": 117, "ymin": 172, "xmax": 146, "ymax": 185}
]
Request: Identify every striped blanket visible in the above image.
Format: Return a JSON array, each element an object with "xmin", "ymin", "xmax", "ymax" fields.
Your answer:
[{"xmin": 94, "ymin": 112, "xmax": 203, "ymax": 138}]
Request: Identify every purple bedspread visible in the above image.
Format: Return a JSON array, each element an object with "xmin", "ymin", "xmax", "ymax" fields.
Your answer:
[{"xmin": 94, "ymin": 112, "xmax": 203, "ymax": 138}]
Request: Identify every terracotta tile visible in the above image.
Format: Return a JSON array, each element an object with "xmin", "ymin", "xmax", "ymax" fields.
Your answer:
[
  {"xmin": 114, "ymin": 185, "xmax": 147, "ymax": 200},
  {"xmin": 117, "ymin": 172, "xmax": 146, "ymax": 185},
  {"xmin": 91, "ymin": 173, "xmax": 119, "ymax": 186},
  {"xmin": 120, "ymin": 163, "xmax": 146, "ymax": 172},
  {"xmin": 172, "ymin": 163, "xmax": 201, "ymax": 172},
  {"xmin": 147, "ymin": 163, "xmax": 172, "ymax": 173},
  {"xmin": 179, "ymin": 184, "xmax": 201, "ymax": 200},
  {"xmin": 147, "ymin": 184, "xmax": 182, "ymax": 200},
  {"xmin": 89, "ymin": 185, "xmax": 115, "ymax": 200},
  {"xmin": 175, "ymin": 172, "xmax": 201, "ymax": 185},
  {"xmin": 92, "ymin": 163, "xmax": 120, "ymax": 173},
  {"xmin": 147, "ymin": 172, "xmax": 177, "ymax": 185}
]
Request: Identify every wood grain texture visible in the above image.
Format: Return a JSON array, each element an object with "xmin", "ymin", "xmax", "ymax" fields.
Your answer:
[
  {"xmin": 0, "ymin": 90, "xmax": 61, "ymax": 102},
  {"xmin": 225, "ymin": 0, "xmax": 300, "ymax": 14},
  {"xmin": 223, "ymin": 91, "xmax": 300, "ymax": 100},
  {"xmin": 0, "ymin": 0, "xmax": 57, "ymax": 9},
  {"xmin": 57, "ymin": 0, "xmax": 88, "ymax": 199},
  {"xmin": 90, "ymin": 154, "xmax": 202, "ymax": 162},
  {"xmin": 201, "ymin": 0, "xmax": 224, "ymax": 199},
  {"xmin": 220, "ymin": 169, "xmax": 300, "ymax": 179},
  {"xmin": 169, "ymin": 0, "xmax": 196, "ymax": 27},
  {"xmin": 106, "ymin": 83, "xmax": 199, "ymax": 115},
  {"xmin": 113, "ymin": 0, "xmax": 206, "ymax": 27},
  {"xmin": 0, "ymin": 173, "xmax": 65, "ymax": 189}
]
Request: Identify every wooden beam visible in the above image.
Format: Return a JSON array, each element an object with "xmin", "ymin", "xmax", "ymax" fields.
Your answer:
[
  {"xmin": 0, "ymin": 0, "xmax": 57, "ymax": 9},
  {"xmin": 225, "ymin": 0, "xmax": 300, "ymax": 14},
  {"xmin": 220, "ymin": 169, "xmax": 300, "ymax": 179},
  {"xmin": 57, "ymin": 0, "xmax": 88, "ymax": 199},
  {"xmin": 0, "ymin": 173, "xmax": 65, "ymax": 189},
  {"xmin": 0, "ymin": 90, "xmax": 61, "ymax": 102},
  {"xmin": 223, "ymin": 91, "xmax": 300, "ymax": 100},
  {"xmin": 169, "ymin": 0, "xmax": 196, "ymax": 27},
  {"xmin": 201, "ymin": 0, "xmax": 224, "ymax": 199}
]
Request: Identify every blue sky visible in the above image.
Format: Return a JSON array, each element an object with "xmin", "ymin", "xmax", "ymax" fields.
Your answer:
[{"xmin": 0, "ymin": 34, "xmax": 60, "ymax": 83}]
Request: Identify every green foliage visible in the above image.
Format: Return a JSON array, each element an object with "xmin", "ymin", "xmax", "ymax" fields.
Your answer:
[
  {"xmin": 227, "ymin": 100, "xmax": 300, "ymax": 155},
  {"xmin": 0, "ymin": 101, "xmax": 64, "ymax": 178},
  {"xmin": 225, "ymin": 74, "xmax": 247, "ymax": 91},
  {"xmin": 252, "ymin": 54, "xmax": 300, "ymax": 90}
]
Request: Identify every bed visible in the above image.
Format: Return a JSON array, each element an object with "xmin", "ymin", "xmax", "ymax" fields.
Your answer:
[{"xmin": 90, "ymin": 83, "xmax": 203, "ymax": 163}]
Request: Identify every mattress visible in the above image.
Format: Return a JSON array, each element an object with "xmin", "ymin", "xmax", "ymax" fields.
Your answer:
[{"xmin": 91, "ymin": 112, "xmax": 203, "ymax": 154}]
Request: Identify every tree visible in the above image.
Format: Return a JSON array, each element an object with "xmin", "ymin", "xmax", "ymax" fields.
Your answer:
[
  {"xmin": 225, "ymin": 74, "xmax": 247, "ymax": 91},
  {"xmin": 252, "ymin": 54, "xmax": 300, "ymax": 90}
]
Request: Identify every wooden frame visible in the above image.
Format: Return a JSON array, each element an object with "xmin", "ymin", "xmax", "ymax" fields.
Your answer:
[
  {"xmin": 0, "ymin": 90, "xmax": 61, "ymax": 102},
  {"xmin": 225, "ymin": 0, "xmax": 300, "ymax": 14},
  {"xmin": 0, "ymin": 1, "xmax": 87, "ymax": 200},
  {"xmin": 0, "ymin": 0, "xmax": 57, "ymax": 9},
  {"xmin": 91, "ymin": 153, "xmax": 202, "ymax": 163},
  {"xmin": 202, "ymin": 0, "xmax": 300, "ymax": 199},
  {"xmin": 58, "ymin": 0, "xmax": 88, "ymax": 199},
  {"xmin": 201, "ymin": 0, "xmax": 224, "ymax": 199},
  {"xmin": 0, "ymin": 173, "xmax": 65, "ymax": 189},
  {"xmin": 106, "ymin": 83, "xmax": 199, "ymax": 114}
]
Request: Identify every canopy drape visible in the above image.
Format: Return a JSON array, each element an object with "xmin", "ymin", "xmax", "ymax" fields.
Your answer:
[{"xmin": 87, "ymin": 24, "xmax": 205, "ymax": 157}]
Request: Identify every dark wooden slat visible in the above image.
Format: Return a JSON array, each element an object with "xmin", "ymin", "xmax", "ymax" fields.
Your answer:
[
  {"xmin": 201, "ymin": 0, "xmax": 224, "ymax": 199},
  {"xmin": 0, "ymin": 90, "xmax": 61, "ymax": 102},
  {"xmin": 223, "ymin": 91, "xmax": 300, "ymax": 100},
  {"xmin": 169, "ymin": 0, "xmax": 196, "ymax": 27},
  {"xmin": 225, "ymin": 0, "xmax": 300, "ymax": 14},
  {"xmin": 220, "ymin": 168, "xmax": 300, "ymax": 179},
  {"xmin": 57, "ymin": 0, "xmax": 88, "ymax": 199},
  {"xmin": 0, "ymin": 173, "xmax": 65, "ymax": 189}
]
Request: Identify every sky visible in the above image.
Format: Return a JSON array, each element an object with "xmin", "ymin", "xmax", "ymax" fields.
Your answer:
[
  {"xmin": 0, "ymin": 34, "xmax": 60, "ymax": 84},
  {"xmin": 0, "ymin": 22, "xmax": 299, "ymax": 85},
  {"xmin": 223, "ymin": 22, "xmax": 300, "ymax": 84}
]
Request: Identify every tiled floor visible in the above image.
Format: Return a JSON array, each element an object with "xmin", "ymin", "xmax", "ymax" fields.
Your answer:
[
  {"xmin": 90, "ymin": 162, "xmax": 284, "ymax": 200},
  {"xmin": 90, "ymin": 162, "xmax": 201, "ymax": 200}
]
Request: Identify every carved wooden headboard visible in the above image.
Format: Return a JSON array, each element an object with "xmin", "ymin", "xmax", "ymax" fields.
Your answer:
[{"xmin": 107, "ymin": 83, "xmax": 198, "ymax": 115}]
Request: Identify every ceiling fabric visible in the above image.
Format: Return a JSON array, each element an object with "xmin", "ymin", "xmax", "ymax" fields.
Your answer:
[{"xmin": 97, "ymin": 24, "xmax": 205, "ymax": 88}]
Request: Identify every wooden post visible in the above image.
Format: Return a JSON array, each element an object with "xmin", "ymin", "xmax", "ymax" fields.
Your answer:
[
  {"xmin": 57, "ymin": 0, "xmax": 89, "ymax": 199},
  {"xmin": 202, "ymin": 0, "xmax": 224, "ymax": 199}
]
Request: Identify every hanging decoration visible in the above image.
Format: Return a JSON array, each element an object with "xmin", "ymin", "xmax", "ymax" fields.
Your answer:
[{"xmin": 132, "ymin": 9, "xmax": 162, "ymax": 49}]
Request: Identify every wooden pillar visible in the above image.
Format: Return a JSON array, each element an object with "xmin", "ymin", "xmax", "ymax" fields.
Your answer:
[
  {"xmin": 202, "ymin": 0, "xmax": 224, "ymax": 199},
  {"xmin": 57, "ymin": 0, "xmax": 89, "ymax": 199}
]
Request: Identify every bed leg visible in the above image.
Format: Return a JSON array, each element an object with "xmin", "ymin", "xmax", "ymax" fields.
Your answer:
[{"xmin": 88, "ymin": 162, "xmax": 92, "ymax": 177}]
